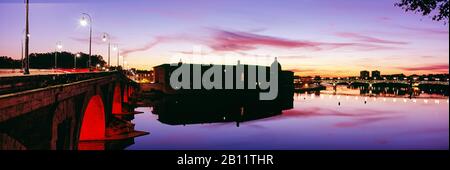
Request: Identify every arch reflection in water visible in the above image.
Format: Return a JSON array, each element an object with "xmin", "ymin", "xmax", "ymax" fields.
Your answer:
[{"xmin": 152, "ymin": 94, "xmax": 293, "ymax": 126}]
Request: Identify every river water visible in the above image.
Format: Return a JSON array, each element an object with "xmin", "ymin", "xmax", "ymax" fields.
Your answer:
[{"xmin": 127, "ymin": 85, "xmax": 449, "ymax": 150}]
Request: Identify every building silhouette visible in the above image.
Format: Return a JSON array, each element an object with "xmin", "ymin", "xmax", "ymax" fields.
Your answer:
[
  {"xmin": 360, "ymin": 70, "xmax": 370, "ymax": 80},
  {"xmin": 372, "ymin": 70, "xmax": 381, "ymax": 80}
]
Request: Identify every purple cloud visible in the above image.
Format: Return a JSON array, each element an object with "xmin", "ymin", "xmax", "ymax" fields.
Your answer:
[
  {"xmin": 120, "ymin": 28, "xmax": 406, "ymax": 56},
  {"xmin": 397, "ymin": 25, "xmax": 449, "ymax": 35},
  {"xmin": 207, "ymin": 28, "xmax": 322, "ymax": 51},
  {"xmin": 336, "ymin": 32, "xmax": 408, "ymax": 45}
]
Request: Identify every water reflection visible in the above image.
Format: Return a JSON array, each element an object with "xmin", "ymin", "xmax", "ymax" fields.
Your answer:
[
  {"xmin": 318, "ymin": 84, "xmax": 448, "ymax": 98},
  {"xmin": 153, "ymin": 95, "xmax": 291, "ymax": 126},
  {"xmin": 1, "ymin": 84, "xmax": 448, "ymax": 150},
  {"xmin": 128, "ymin": 85, "xmax": 448, "ymax": 150}
]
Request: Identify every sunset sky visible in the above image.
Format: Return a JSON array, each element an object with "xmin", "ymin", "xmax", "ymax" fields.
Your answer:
[{"xmin": 0, "ymin": 0, "xmax": 448, "ymax": 77}]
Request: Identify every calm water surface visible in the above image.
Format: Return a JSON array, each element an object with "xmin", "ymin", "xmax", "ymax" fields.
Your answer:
[{"xmin": 128, "ymin": 86, "xmax": 449, "ymax": 150}]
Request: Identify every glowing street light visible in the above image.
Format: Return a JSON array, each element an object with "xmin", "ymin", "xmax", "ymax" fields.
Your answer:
[
  {"xmin": 74, "ymin": 53, "xmax": 81, "ymax": 69},
  {"xmin": 57, "ymin": 43, "xmax": 62, "ymax": 50},
  {"xmin": 80, "ymin": 13, "xmax": 92, "ymax": 71},
  {"xmin": 113, "ymin": 45, "xmax": 120, "ymax": 67},
  {"xmin": 102, "ymin": 33, "xmax": 111, "ymax": 67},
  {"xmin": 55, "ymin": 41, "xmax": 62, "ymax": 69},
  {"xmin": 80, "ymin": 17, "xmax": 88, "ymax": 26},
  {"xmin": 122, "ymin": 56, "xmax": 126, "ymax": 69}
]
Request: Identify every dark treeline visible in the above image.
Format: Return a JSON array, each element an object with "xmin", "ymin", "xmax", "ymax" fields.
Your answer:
[
  {"xmin": 0, "ymin": 56, "xmax": 21, "ymax": 68},
  {"xmin": 0, "ymin": 52, "xmax": 106, "ymax": 69}
]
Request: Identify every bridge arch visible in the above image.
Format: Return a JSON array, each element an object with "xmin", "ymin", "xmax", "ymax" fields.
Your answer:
[
  {"xmin": 0, "ymin": 133, "xmax": 26, "ymax": 150},
  {"xmin": 123, "ymin": 85, "xmax": 129, "ymax": 103},
  {"xmin": 51, "ymin": 99, "xmax": 77, "ymax": 150},
  {"xmin": 112, "ymin": 83, "xmax": 123, "ymax": 114},
  {"xmin": 79, "ymin": 95, "xmax": 106, "ymax": 141}
]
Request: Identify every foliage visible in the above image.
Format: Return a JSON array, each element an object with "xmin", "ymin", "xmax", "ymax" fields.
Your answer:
[{"xmin": 396, "ymin": 0, "xmax": 449, "ymax": 23}]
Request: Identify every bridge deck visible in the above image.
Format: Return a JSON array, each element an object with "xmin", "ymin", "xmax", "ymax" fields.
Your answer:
[{"xmin": 0, "ymin": 71, "xmax": 118, "ymax": 96}]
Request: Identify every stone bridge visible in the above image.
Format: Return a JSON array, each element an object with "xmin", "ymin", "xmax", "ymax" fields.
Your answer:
[{"xmin": 0, "ymin": 71, "xmax": 141, "ymax": 150}]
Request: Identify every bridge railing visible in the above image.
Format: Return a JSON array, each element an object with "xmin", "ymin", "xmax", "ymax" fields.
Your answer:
[{"xmin": 0, "ymin": 71, "xmax": 118, "ymax": 96}]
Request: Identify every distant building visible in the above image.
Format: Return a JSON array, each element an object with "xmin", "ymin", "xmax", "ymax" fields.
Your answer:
[
  {"xmin": 314, "ymin": 76, "xmax": 321, "ymax": 81},
  {"xmin": 153, "ymin": 62, "xmax": 292, "ymax": 95},
  {"xmin": 294, "ymin": 76, "xmax": 301, "ymax": 84},
  {"xmin": 383, "ymin": 74, "xmax": 406, "ymax": 80},
  {"xmin": 372, "ymin": 70, "xmax": 381, "ymax": 79},
  {"xmin": 133, "ymin": 70, "xmax": 154, "ymax": 83},
  {"xmin": 360, "ymin": 70, "xmax": 370, "ymax": 80}
]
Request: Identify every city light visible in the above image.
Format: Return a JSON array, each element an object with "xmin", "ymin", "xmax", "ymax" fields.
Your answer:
[
  {"xmin": 57, "ymin": 43, "xmax": 62, "ymax": 50},
  {"xmin": 80, "ymin": 16, "xmax": 88, "ymax": 26},
  {"xmin": 55, "ymin": 41, "xmax": 62, "ymax": 69}
]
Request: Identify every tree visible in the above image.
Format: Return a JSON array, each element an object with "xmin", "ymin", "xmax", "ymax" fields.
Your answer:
[
  {"xmin": 28, "ymin": 52, "xmax": 106, "ymax": 69},
  {"xmin": 395, "ymin": 0, "xmax": 449, "ymax": 23},
  {"xmin": 0, "ymin": 56, "xmax": 21, "ymax": 69}
]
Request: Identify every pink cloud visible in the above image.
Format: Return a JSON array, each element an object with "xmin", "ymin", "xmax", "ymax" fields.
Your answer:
[
  {"xmin": 71, "ymin": 34, "xmax": 119, "ymax": 45},
  {"xmin": 396, "ymin": 64, "xmax": 449, "ymax": 72},
  {"xmin": 121, "ymin": 40, "xmax": 160, "ymax": 56},
  {"xmin": 336, "ymin": 32, "xmax": 408, "ymax": 45},
  {"xmin": 289, "ymin": 68, "xmax": 316, "ymax": 73},
  {"xmin": 121, "ymin": 35, "xmax": 196, "ymax": 56},
  {"xmin": 278, "ymin": 55, "xmax": 313, "ymax": 59},
  {"xmin": 120, "ymin": 28, "xmax": 403, "ymax": 56},
  {"xmin": 207, "ymin": 28, "xmax": 322, "ymax": 51},
  {"xmin": 71, "ymin": 37, "xmax": 108, "ymax": 45}
]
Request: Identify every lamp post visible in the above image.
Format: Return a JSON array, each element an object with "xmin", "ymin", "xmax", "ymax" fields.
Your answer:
[
  {"xmin": 74, "ymin": 53, "xmax": 81, "ymax": 69},
  {"xmin": 55, "ymin": 41, "xmax": 62, "ymax": 69},
  {"xmin": 21, "ymin": 30, "xmax": 25, "ymax": 71},
  {"xmin": 122, "ymin": 55, "xmax": 125, "ymax": 69},
  {"xmin": 23, "ymin": 0, "xmax": 30, "ymax": 75},
  {"xmin": 113, "ymin": 45, "xmax": 120, "ymax": 67},
  {"xmin": 80, "ymin": 13, "xmax": 92, "ymax": 71},
  {"xmin": 102, "ymin": 33, "xmax": 111, "ymax": 67}
]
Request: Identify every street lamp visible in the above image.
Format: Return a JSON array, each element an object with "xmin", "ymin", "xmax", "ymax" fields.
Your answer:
[
  {"xmin": 122, "ymin": 55, "xmax": 125, "ymax": 69},
  {"xmin": 55, "ymin": 41, "xmax": 62, "ymax": 69},
  {"xmin": 113, "ymin": 45, "xmax": 120, "ymax": 67},
  {"xmin": 80, "ymin": 13, "xmax": 92, "ymax": 71},
  {"xmin": 74, "ymin": 53, "xmax": 81, "ymax": 69},
  {"xmin": 102, "ymin": 33, "xmax": 111, "ymax": 67},
  {"xmin": 23, "ymin": 0, "xmax": 30, "ymax": 75}
]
